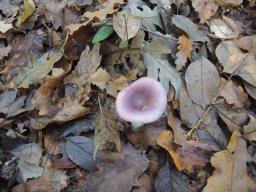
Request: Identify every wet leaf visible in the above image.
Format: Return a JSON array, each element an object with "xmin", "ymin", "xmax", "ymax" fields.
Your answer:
[
  {"xmin": 92, "ymin": 25, "xmax": 114, "ymax": 43},
  {"xmin": 185, "ymin": 57, "xmax": 220, "ymax": 107},
  {"xmin": 203, "ymin": 131, "xmax": 256, "ymax": 192},
  {"xmin": 66, "ymin": 136, "xmax": 96, "ymax": 171},
  {"xmin": 17, "ymin": 0, "xmax": 35, "ymax": 25}
]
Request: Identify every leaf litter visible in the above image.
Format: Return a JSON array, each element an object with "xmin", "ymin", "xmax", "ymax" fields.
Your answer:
[{"xmin": 0, "ymin": 0, "xmax": 256, "ymax": 191}]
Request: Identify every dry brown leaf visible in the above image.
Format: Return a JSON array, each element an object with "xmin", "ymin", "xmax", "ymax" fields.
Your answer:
[
  {"xmin": 243, "ymin": 115, "xmax": 256, "ymax": 142},
  {"xmin": 216, "ymin": 103, "xmax": 248, "ymax": 132},
  {"xmin": 209, "ymin": 16, "xmax": 240, "ymax": 39},
  {"xmin": 185, "ymin": 56, "xmax": 220, "ymax": 107},
  {"xmin": 179, "ymin": 86, "xmax": 204, "ymax": 128},
  {"xmin": 113, "ymin": 10, "xmax": 141, "ymax": 41},
  {"xmin": 89, "ymin": 68, "xmax": 137, "ymax": 97},
  {"xmin": 175, "ymin": 35, "xmax": 192, "ymax": 71},
  {"xmin": 191, "ymin": 0, "xmax": 218, "ymax": 23},
  {"xmin": 245, "ymin": 82, "xmax": 256, "ymax": 100},
  {"xmin": 217, "ymin": 0, "xmax": 243, "ymax": 7},
  {"xmin": 219, "ymin": 78, "xmax": 249, "ymax": 108},
  {"xmin": 157, "ymin": 130, "xmax": 211, "ymax": 172},
  {"xmin": 203, "ymin": 131, "xmax": 256, "ymax": 192},
  {"xmin": 235, "ymin": 35, "xmax": 256, "ymax": 54},
  {"xmin": 216, "ymin": 41, "xmax": 256, "ymax": 86}
]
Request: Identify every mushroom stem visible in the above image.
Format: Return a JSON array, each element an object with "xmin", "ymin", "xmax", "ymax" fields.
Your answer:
[{"xmin": 131, "ymin": 122, "xmax": 144, "ymax": 131}]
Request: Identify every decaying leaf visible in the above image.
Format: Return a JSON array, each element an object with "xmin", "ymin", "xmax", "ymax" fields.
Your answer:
[
  {"xmin": 203, "ymin": 131, "xmax": 256, "ymax": 192},
  {"xmin": 157, "ymin": 130, "xmax": 211, "ymax": 172},
  {"xmin": 0, "ymin": 20, "xmax": 13, "ymax": 33},
  {"xmin": 17, "ymin": 0, "xmax": 35, "ymax": 25},
  {"xmin": 175, "ymin": 35, "xmax": 192, "ymax": 71},
  {"xmin": 113, "ymin": 10, "xmax": 141, "ymax": 41},
  {"xmin": 15, "ymin": 51, "xmax": 63, "ymax": 88},
  {"xmin": 243, "ymin": 115, "xmax": 256, "ymax": 142},
  {"xmin": 185, "ymin": 57, "xmax": 220, "ymax": 107}
]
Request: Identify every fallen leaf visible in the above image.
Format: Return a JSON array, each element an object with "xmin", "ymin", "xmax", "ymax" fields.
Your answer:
[
  {"xmin": 235, "ymin": 35, "xmax": 256, "ymax": 54},
  {"xmin": 144, "ymin": 39, "xmax": 171, "ymax": 59},
  {"xmin": 185, "ymin": 56, "xmax": 220, "ymax": 107},
  {"xmin": 209, "ymin": 16, "xmax": 240, "ymax": 39},
  {"xmin": 0, "ymin": 20, "xmax": 13, "ymax": 33},
  {"xmin": 172, "ymin": 15, "xmax": 210, "ymax": 42},
  {"xmin": 217, "ymin": 0, "xmax": 243, "ymax": 7},
  {"xmin": 15, "ymin": 51, "xmax": 63, "ymax": 88},
  {"xmin": 83, "ymin": 0, "xmax": 125, "ymax": 22},
  {"xmin": 154, "ymin": 159, "xmax": 190, "ymax": 192},
  {"xmin": 243, "ymin": 115, "xmax": 256, "ymax": 142},
  {"xmin": 245, "ymin": 82, "xmax": 256, "ymax": 100},
  {"xmin": 12, "ymin": 176, "xmax": 53, "ymax": 192},
  {"xmin": 113, "ymin": 10, "xmax": 141, "ymax": 41},
  {"xmin": 64, "ymin": 43, "xmax": 102, "ymax": 86},
  {"xmin": 191, "ymin": 0, "xmax": 218, "ymax": 23},
  {"xmin": 0, "ymin": 0, "xmax": 18, "ymax": 17},
  {"xmin": 84, "ymin": 144, "xmax": 148, "ymax": 192},
  {"xmin": 133, "ymin": 174, "xmax": 154, "ymax": 192},
  {"xmin": 157, "ymin": 130, "xmax": 211, "ymax": 172},
  {"xmin": 66, "ymin": 136, "xmax": 96, "ymax": 171},
  {"xmin": 17, "ymin": 0, "xmax": 35, "ymax": 25},
  {"xmin": 216, "ymin": 41, "xmax": 256, "ymax": 86},
  {"xmin": 12, "ymin": 143, "xmax": 43, "ymax": 182},
  {"xmin": 130, "ymin": 4, "xmax": 162, "ymax": 31},
  {"xmin": 0, "ymin": 45, "xmax": 12, "ymax": 59},
  {"xmin": 94, "ymin": 111, "xmax": 121, "ymax": 155},
  {"xmin": 219, "ymin": 78, "xmax": 249, "ymax": 108},
  {"xmin": 175, "ymin": 35, "xmax": 192, "ymax": 71},
  {"xmin": 179, "ymin": 86, "xmax": 204, "ymax": 128},
  {"xmin": 167, "ymin": 112, "xmax": 187, "ymax": 146},
  {"xmin": 203, "ymin": 131, "xmax": 256, "ymax": 192},
  {"xmin": 92, "ymin": 25, "xmax": 114, "ymax": 43},
  {"xmin": 127, "ymin": 117, "xmax": 167, "ymax": 148},
  {"xmin": 144, "ymin": 52, "xmax": 183, "ymax": 98},
  {"xmin": 216, "ymin": 103, "xmax": 248, "ymax": 132}
]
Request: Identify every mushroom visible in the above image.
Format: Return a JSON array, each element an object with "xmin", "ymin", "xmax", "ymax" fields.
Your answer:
[{"xmin": 116, "ymin": 77, "xmax": 167, "ymax": 127}]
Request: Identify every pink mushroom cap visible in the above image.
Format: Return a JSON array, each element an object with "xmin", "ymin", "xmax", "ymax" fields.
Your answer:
[{"xmin": 116, "ymin": 77, "xmax": 167, "ymax": 124}]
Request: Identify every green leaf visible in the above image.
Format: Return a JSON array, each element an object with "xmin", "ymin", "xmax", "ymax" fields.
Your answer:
[{"xmin": 92, "ymin": 26, "xmax": 114, "ymax": 44}]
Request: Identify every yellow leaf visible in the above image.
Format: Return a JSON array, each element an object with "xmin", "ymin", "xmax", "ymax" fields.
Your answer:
[
  {"xmin": 175, "ymin": 35, "xmax": 192, "ymax": 71},
  {"xmin": 17, "ymin": 0, "xmax": 35, "ymax": 25}
]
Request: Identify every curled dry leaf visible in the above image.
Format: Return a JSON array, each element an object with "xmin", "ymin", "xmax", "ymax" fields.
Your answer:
[
  {"xmin": 185, "ymin": 56, "xmax": 220, "ymax": 107},
  {"xmin": 219, "ymin": 78, "xmax": 249, "ymax": 108},
  {"xmin": 209, "ymin": 16, "xmax": 240, "ymax": 39},
  {"xmin": 175, "ymin": 35, "xmax": 192, "ymax": 71},
  {"xmin": 113, "ymin": 10, "xmax": 141, "ymax": 41},
  {"xmin": 157, "ymin": 130, "xmax": 211, "ymax": 172},
  {"xmin": 203, "ymin": 131, "xmax": 256, "ymax": 192}
]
